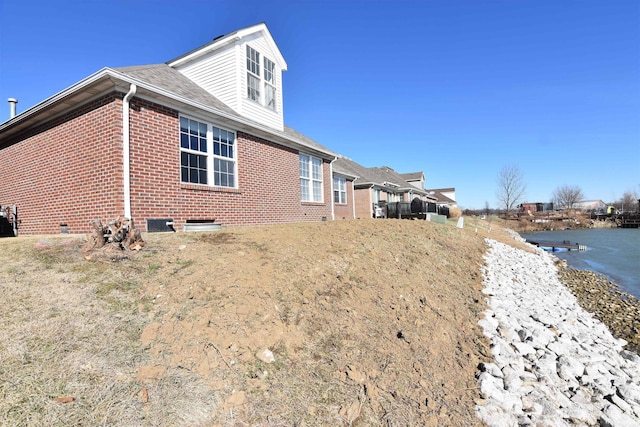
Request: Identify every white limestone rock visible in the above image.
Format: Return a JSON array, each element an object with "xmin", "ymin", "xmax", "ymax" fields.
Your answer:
[
  {"xmin": 600, "ymin": 403, "xmax": 640, "ymax": 427},
  {"xmin": 476, "ymin": 238, "xmax": 640, "ymax": 427}
]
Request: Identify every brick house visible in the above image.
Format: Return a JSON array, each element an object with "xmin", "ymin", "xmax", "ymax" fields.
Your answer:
[
  {"xmin": 0, "ymin": 23, "xmax": 342, "ymax": 235},
  {"xmin": 400, "ymin": 171, "xmax": 426, "ymax": 191},
  {"xmin": 331, "ymin": 165, "xmax": 357, "ymax": 220},
  {"xmin": 425, "ymin": 187, "xmax": 457, "ymax": 208},
  {"xmin": 333, "ymin": 157, "xmax": 433, "ymax": 218}
]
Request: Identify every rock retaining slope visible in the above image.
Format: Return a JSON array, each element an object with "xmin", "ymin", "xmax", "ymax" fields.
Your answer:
[{"xmin": 477, "ymin": 238, "xmax": 640, "ymax": 426}]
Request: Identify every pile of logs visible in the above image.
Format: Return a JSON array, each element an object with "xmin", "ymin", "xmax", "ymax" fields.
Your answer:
[{"xmin": 83, "ymin": 217, "xmax": 145, "ymax": 253}]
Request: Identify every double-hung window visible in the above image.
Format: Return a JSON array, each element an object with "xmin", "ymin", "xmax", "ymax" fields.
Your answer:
[
  {"xmin": 246, "ymin": 46, "xmax": 261, "ymax": 102},
  {"xmin": 263, "ymin": 57, "xmax": 276, "ymax": 110},
  {"xmin": 180, "ymin": 118, "xmax": 208, "ymax": 185},
  {"xmin": 300, "ymin": 154, "xmax": 323, "ymax": 202},
  {"xmin": 180, "ymin": 116, "xmax": 236, "ymax": 188},
  {"xmin": 333, "ymin": 177, "xmax": 346, "ymax": 204},
  {"xmin": 246, "ymin": 45, "xmax": 277, "ymax": 111}
]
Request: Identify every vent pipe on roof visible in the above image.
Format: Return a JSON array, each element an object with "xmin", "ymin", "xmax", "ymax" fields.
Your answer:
[{"xmin": 8, "ymin": 98, "xmax": 18, "ymax": 119}]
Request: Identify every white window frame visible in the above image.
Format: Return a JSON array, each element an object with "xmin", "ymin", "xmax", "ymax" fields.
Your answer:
[
  {"xmin": 246, "ymin": 45, "xmax": 277, "ymax": 111},
  {"xmin": 333, "ymin": 177, "xmax": 346, "ymax": 204},
  {"xmin": 246, "ymin": 46, "xmax": 260, "ymax": 76},
  {"xmin": 300, "ymin": 153, "xmax": 323, "ymax": 203},
  {"xmin": 264, "ymin": 57, "xmax": 276, "ymax": 111},
  {"xmin": 180, "ymin": 115, "xmax": 237, "ymax": 188}
]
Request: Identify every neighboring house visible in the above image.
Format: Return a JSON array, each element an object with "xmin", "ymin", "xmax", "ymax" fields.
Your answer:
[
  {"xmin": 400, "ymin": 171, "xmax": 425, "ymax": 190},
  {"xmin": 425, "ymin": 187, "xmax": 457, "ymax": 208},
  {"xmin": 331, "ymin": 164, "xmax": 357, "ymax": 220},
  {"xmin": 0, "ymin": 23, "xmax": 339, "ymax": 235},
  {"xmin": 520, "ymin": 202, "xmax": 554, "ymax": 213},
  {"xmin": 333, "ymin": 158, "xmax": 433, "ymax": 218},
  {"xmin": 574, "ymin": 200, "xmax": 607, "ymax": 212}
]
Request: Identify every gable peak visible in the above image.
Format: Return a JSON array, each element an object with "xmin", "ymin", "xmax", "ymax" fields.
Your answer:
[{"xmin": 167, "ymin": 22, "xmax": 286, "ymax": 70}]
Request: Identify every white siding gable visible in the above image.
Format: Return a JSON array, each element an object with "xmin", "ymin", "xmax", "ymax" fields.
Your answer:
[
  {"xmin": 169, "ymin": 23, "xmax": 287, "ymax": 132},
  {"xmin": 176, "ymin": 43, "xmax": 239, "ymax": 111}
]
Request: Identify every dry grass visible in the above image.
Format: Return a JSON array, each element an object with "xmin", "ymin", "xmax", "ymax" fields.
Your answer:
[
  {"xmin": 0, "ymin": 237, "xmax": 214, "ymax": 426},
  {"xmin": 0, "ymin": 218, "xmax": 501, "ymax": 426},
  {"xmin": 448, "ymin": 206, "xmax": 462, "ymax": 219}
]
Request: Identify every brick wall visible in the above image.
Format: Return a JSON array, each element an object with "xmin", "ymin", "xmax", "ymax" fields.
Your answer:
[
  {"xmin": 0, "ymin": 94, "xmax": 124, "ymax": 234},
  {"xmin": 128, "ymin": 98, "xmax": 333, "ymax": 230},
  {"xmin": 0, "ymin": 94, "xmax": 334, "ymax": 234},
  {"xmin": 333, "ymin": 179, "xmax": 355, "ymax": 220},
  {"xmin": 354, "ymin": 187, "xmax": 373, "ymax": 219}
]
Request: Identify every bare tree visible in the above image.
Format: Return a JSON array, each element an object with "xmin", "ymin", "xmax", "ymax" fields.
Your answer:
[
  {"xmin": 496, "ymin": 165, "xmax": 526, "ymax": 220},
  {"xmin": 552, "ymin": 185, "xmax": 584, "ymax": 210},
  {"xmin": 618, "ymin": 190, "xmax": 639, "ymax": 213}
]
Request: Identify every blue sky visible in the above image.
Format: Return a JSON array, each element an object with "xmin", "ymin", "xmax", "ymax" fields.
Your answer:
[{"xmin": 1, "ymin": 0, "xmax": 638, "ymax": 209}]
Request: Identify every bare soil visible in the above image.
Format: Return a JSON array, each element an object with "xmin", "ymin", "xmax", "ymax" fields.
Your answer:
[{"xmin": 0, "ymin": 217, "xmax": 524, "ymax": 426}]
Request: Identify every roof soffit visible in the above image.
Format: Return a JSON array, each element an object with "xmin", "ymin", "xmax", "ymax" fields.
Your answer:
[{"xmin": 0, "ymin": 69, "xmax": 122, "ymax": 141}]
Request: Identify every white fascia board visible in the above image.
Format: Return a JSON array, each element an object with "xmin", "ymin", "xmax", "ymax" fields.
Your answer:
[
  {"xmin": 106, "ymin": 69, "xmax": 333, "ymax": 158},
  {"xmin": 0, "ymin": 66, "xmax": 333, "ymax": 159},
  {"xmin": 167, "ymin": 35, "xmax": 241, "ymax": 68},
  {"xmin": 400, "ymin": 187, "xmax": 428, "ymax": 195},
  {"xmin": 354, "ymin": 180, "xmax": 376, "ymax": 188},
  {"xmin": 333, "ymin": 171, "xmax": 359, "ymax": 180},
  {"xmin": 167, "ymin": 24, "xmax": 287, "ymax": 71},
  {"xmin": 0, "ymin": 68, "xmax": 115, "ymax": 133},
  {"xmin": 236, "ymin": 23, "xmax": 287, "ymax": 70}
]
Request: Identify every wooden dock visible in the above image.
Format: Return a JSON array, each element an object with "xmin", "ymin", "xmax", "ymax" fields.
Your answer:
[
  {"xmin": 526, "ymin": 240, "xmax": 587, "ymax": 252},
  {"xmin": 617, "ymin": 214, "xmax": 640, "ymax": 228}
]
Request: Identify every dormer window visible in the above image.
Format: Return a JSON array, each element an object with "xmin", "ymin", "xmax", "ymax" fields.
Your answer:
[
  {"xmin": 246, "ymin": 46, "xmax": 261, "ymax": 102},
  {"xmin": 264, "ymin": 57, "xmax": 276, "ymax": 110},
  {"xmin": 246, "ymin": 45, "xmax": 277, "ymax": 111}
]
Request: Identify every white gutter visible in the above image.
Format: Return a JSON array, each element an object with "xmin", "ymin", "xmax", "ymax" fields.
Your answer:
[
  {"xmin": 1, "ymin": 68, "xmax": 336, "ymax": 160},
  {"xmin": 0, "ymin": 68, "xmax": 114, "ymax": 131},
  {"xmin": 329, "ymin": 157, "xmax": 337, "ymax": 220},
  {"xmin": 167, "ymin": 36, "xmax": 241, "ymax": 68},
  {"xmin": 122, "ymin": 84, "xmax": 137, "ymax": 219},
  {"xmin": 104, "ymin": 70, "xmax": 336, "ymax": 158}
]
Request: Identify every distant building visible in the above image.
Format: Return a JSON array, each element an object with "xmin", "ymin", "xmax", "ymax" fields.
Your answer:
[
  {"xmin": 574, "ymin": 200, "xmax": 607, "ymax": 211},
  {"xmin": 333, "ymin": 158, "xmax": 433, "ymax": 218},
  {"xmin": 400, "ymin": 172, "xmax": 425, "ymax": 190},
  {"xmin": 520, "ymin": 202, "xmax": 553, "ymax": 213},
  {"xmin": 425, "ymin": 188, "xmax": 457, "ymax": 208}
]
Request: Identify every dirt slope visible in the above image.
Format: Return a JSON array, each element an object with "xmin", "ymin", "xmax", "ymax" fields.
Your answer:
[
  {"xmin": 1, "ymin": 218, "xmax": 515, "ymax": 426},
  {"xmin": 137, "ymin": 219, "xmax": 495, "ymax": 425}
]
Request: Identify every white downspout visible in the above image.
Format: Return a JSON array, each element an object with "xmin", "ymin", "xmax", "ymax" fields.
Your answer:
[
  {"xmin": 351, "ymin": 181, "xmax": 356, "ymax": 219},
  {"xmin": 122, "ymin": 84, "xmax": 137, "ymax": 219},
  {"xmin": 329, "ymin": 157, "xmax": 337, "ymax": 220}
]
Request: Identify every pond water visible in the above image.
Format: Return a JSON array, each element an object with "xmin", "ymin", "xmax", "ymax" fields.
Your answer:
[{"xmin": 521, "ymin": 228, "xmax": 640, "ymax": 298}]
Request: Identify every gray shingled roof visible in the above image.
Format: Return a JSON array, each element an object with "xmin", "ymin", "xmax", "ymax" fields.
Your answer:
[
  {"xmin": 114, "ymin": 64, "xmax": 334, "ymax": 156},
  {"xmin": 426, "ymin": 188, "xmax": 456, "ymax": 204},
  {"xmin": 333, "ymin": 158, "xmax": 428, "ymax": 195},
  {"xmin": 114, "ymin": 64, "xmax": 240, "ymax": 116},
  {"xmin": 281, "ymin": 126, "xmax": 333, "ymax": 155},
  {"xmin": 400, "ymin": 171, "xmax": 424, "ymax": 181},
  {"xmin": 333, "ymin": 157, "xmax": 368, "ymax": 180}
]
